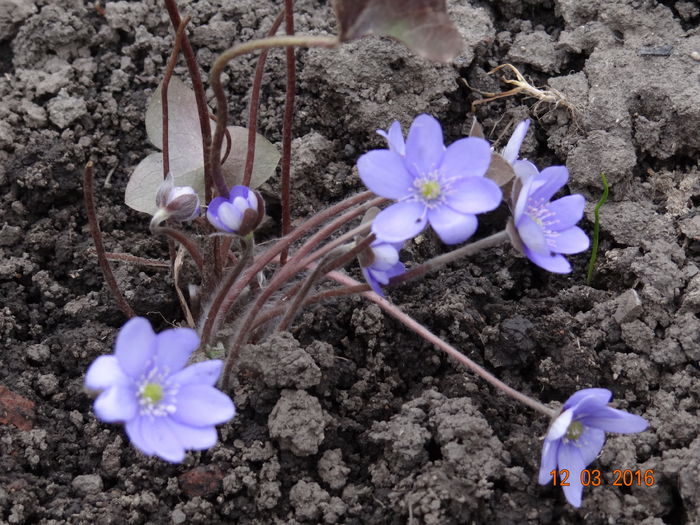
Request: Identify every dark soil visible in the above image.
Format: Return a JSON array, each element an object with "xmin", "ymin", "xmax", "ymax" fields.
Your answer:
[{"xmin": 1, "ymin": 0, "xmax": 699, "ymax": 523}]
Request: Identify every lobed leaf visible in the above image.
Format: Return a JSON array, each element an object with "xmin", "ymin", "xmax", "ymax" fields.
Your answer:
[
  {"xmin": 332, "ymin": 0, "xmax": 463, "ymax": 62},
  {"xmin": 126, "ymin": 77, "xmax": 280, "ymax": 214}
]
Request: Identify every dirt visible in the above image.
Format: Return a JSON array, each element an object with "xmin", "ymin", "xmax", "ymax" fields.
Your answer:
[{"xmin": 0, "ymin": 0, "xmax": 699, "ymax": 523}]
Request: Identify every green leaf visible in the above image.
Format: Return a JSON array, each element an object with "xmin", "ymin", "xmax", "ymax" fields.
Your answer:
[{"xmin": 332, "ymin": 0, "xmax": 463, "ymax": 62}]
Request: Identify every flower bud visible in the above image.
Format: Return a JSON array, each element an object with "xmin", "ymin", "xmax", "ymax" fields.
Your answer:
[
  {"xmin": 152, "ymin": 173, "xmax": 200, "ymax": 226},
  {"xmin": 206, "ymin": 185, "xmax": 264, "ymax": 236}
]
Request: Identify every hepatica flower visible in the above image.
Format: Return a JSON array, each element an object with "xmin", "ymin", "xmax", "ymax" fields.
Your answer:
[
  {"xmin": 85, "ymin": 317, "xmax": 235, "ymax": 463},
  {"xmin": 358, "ymin": 115, "xmax": 502, "ymax": 245},
  {"xmin": 360, "ymin": 240, "xmax": 405, "ymax": 297},
  {"xmin": 207, "ymin": 185, "xmax": 262, "ymax": 236},
  {"xmin": 539, "ymin": 388, "xmax": 648, "ymax": 507},
  {"xmin": 511, "ymin": 165, "xmax": 589, "ymax": 273},
  {"xmin": 151, "ymin": 173, "xmax": 200, "ymax": 227}
]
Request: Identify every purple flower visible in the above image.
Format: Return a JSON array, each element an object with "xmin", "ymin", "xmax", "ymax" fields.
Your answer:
[
  {"xmin": 207, "ymin": 185, "xmax": 262, "ymax": 235},
  {"xmin": 360, "ymin": 240, "xmax": 405, "ymax": 296},
  {"xmin": 500, "ymin": 119, "xmax": 530, "ymax": 166},
  {"xmin": 152, "ymin": 173, "xmax": 200, "ymax": 224},
  {"xmin": 510, "ymin": 165, "xmax": 589, "ymax": 273},
  {"xmin": 85, "ymin": 317, "xmax": 235, "ymax": 463},
  {"xmin": 539, "ymin": 388, "xmax": 648, "ymax": 507},
  {"xmin": 358, "ymin": 114, "xmax": 502, "ymax": 245}
]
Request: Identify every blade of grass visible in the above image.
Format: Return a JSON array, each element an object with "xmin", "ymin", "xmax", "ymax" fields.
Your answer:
[{"xmin": 586, "ymin": 172, "xmax": 609, "ymax": 285}]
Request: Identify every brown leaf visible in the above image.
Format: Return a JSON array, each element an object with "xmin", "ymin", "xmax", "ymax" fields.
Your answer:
[{"xmin": 332, "ymin": 0, "xmax": 463, "ymax": 62}]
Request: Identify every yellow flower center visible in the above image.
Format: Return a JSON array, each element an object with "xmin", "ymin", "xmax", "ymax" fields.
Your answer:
[
  {"xmin": 420, "ymin": 180, "xmax": 441, "ymax": 200},
  {"xmin": 142, "ymin": 383, "xmax": 164, "ymax": 404},
  {"xmin": 565, "ymin": 420, "xmax": 584, "ymax": 441}
]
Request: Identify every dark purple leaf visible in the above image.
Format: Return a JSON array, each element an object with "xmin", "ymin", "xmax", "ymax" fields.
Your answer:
[{"xmin": 332, "ymin": 0, "xmax": 463, "ymax": 63}]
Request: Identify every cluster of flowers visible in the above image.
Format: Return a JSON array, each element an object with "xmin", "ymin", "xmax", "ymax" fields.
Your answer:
[
  {"xmin": 358, "ymin": 114, "xmax": 590, "ymax": 294},
  {"xmin": 85, "ymin": 114, "xmax": 647, "ymax": 508}
]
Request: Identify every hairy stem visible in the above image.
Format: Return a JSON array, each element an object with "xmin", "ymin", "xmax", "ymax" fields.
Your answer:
[
  {"xmin": 209, "ymin": 35, "xmax": 338, "ymax": 201},
  {"xmin": 243, "ymin": 10, "xmax": 285, "ymax": 187},
  {"xmin": 328, "ymin": 271, "xmax": 556, "ymax": 417},
  {"xmin": 152, "ymin": 226, "xmax": 204, "ymax": 272},
  {"xmin": 280, "ymin": 0, "xmax": 296, "ymax": 265},
  {"xmin": 199, "ymin": 191, "xmax": 374, "ymax": 345},
  {"xmin": 163, "ymin": 0, "xmax": 215, "ymax": 202},
  {"xmin": 161, "ymin": 15, "xmax": 190, "ymax": 177},
  {"xmin": 83, "ymin": 162, "xmax": 135, "ymax": 318},
  {"xmin": 389, "ymin": 230, "xmax": 510, "ymax": 286},
  {"xmin": 276, "ymin": 234, "xmax": 375, "ymax": 332}
]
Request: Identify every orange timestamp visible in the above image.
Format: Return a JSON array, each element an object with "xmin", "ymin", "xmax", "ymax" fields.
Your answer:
[{"xmin": 550, "ymin": 469, "xmax": 655, "ymax": 487}]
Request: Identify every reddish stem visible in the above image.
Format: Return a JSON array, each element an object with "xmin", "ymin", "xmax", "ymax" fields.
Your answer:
[
  {"xmin": 163, "ymin": 0, "xmax": 217, "ymax": 202},
  {"xmin": 199, "ymin": 191, "xmax": 374, "ymax": 345},
  {"xmin": 161, "ymin": 16, "xmax": 190, "ymax": 178},
  {"xmin": 83, "ymin": 162, "xmax": 135, "ymax": 318},
  {"xmin": 279, "ymin": 0, "xmax": 296, "ymax": 265},
  {"xmin": 243, "ymin": 10, "xmax": 285, "ymax": 187}
]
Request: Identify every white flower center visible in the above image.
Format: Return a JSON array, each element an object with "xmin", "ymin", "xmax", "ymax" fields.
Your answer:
[
  {"xmin": 137, "ymin": 367, "xmax": 178, "ymax": 417},
  {"xmin": 526, "ymin": 197, "xmax": 560, "ymax": 247},
  {"xmin": 411, "ymin": 170, "xmax": 453, "ymax": 209}
]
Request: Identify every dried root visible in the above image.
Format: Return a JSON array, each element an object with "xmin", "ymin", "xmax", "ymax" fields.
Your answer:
[{"xmin": 461, "ymin": 63, "xmax": 580, "ymax": 122}]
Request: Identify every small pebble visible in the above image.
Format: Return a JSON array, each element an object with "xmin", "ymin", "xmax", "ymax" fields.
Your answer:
[{"xmin": 691, "ymin": 51, "xmax": 700, "ymax": 62}]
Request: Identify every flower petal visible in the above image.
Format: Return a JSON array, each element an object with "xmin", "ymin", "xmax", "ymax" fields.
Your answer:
[
  {"xmin": 371, "ymin": 201, "xmax": 427, "ymax": 242},
  {"xmin": 524, "ymin": 248, "xmax": 572, "ymax": 273},
  {"xmin": 557, "ymin": 442, "xmax": 586, "ymax": 507},
  {"xmin": 140, "ymin": 416, "xmax": 186, "ymax": 463},
  {"xmin": 377, "ymin": 120, "xmax": 406, "ymax": 156},
  {"xmin": 172, "ymin": 384, "xmax": 236, "ymax": 427},
  {"xmin": 93, "ymin": 385, "xmax": 138, "ymax": 423},
  {"xmin": 445, "ymin": 176, "xmax": 503, "ymax": 214},
  {"xmin": 170, "ymin": 360, "xmax": 223, "ymax": 387},
  {"xmin": 501, "ymin": 119, "xmax": 530, "ymax": 165},
  {"xmin": 546, "ymin": 408, "xmax": 574, "ymax": 441},
  {"xmin": 125, "ymin": 416, "xmax": 155, "ymax": 455},
  {"xmin": 228, "ymin": 185, "xmax": 251, "ymax": 201},
  {"xmin": 168, "ymin": 419, "xmax": 218, "ymax": 450},
  {"xmin": 529, "ymin": 166, "xmax": 569, "ymax": 202},
  {"xmin": 404, "ymin": 114, "xmax": 444, "ymax": 176},
  {"xmin": 427, "ymin": 206, "xmax": 478, "ymax": 245},
  {"xmin": 538, "ymin": 438, "xmax": 560, "ymax": 485},
  {"xmin": 579, "ymin": 407, "xmax": 648, "ymax": 434},
  {"xmin": 362, "ymin": 267, "xmax": 384, "ymax": 296},
  {"xmin": 517, "ymin": 214, "xmax": 548, "ymax": 255},
  {"xmin": 513, "ymin": 159, "xmax": 539, "ymax": 184},
  {"xmin": 206, "ymin": 196, "xmax": 232, "ymax": 232},
  {"xmin": 357, "ymin": 150, "xmax": 414, "ymax": 199},
  {"xmin": 85, "ymin": 355, "xmax": 130, "ymax": 391},
  {"xmin": 549, "ymin": 227, "xmax": 590, "ymax": 254},
  {"xmin": 154, "ymin": 327, "xmax": 199, "ymax": 374},
  {"xmin": 577, "ymin": 426, "xmax": 606, "ymax": 467},
  {"xmin": 115, "ymin": 317, "xmax": 156, "ymax": 379},
  {"xmin": 545, "ymin": 195, "xmax": 586, "ymax": 231},
  {"xmin": 371, "ymin": 243, "xmax": 400, "ymax": 270},
  {"xmin": 217, "ymin": 202, "xmax": 243, "ymax": 232},
  {"xmin": 564, "ymin": 388, "xmax": 612, "ymax": 411},
  {"xmin": 440, "ymin": 137, "xmax": 492, "ymax": 179}
]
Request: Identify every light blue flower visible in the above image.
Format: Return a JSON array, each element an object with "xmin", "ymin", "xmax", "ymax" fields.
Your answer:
[
  {"xmin": 85, "ymin": 317, "xmax": 235, "ymax": 463},
  {"xmin": 360, "ymin": 239, "xmax": 405, "ymax": 296},
  {"xmin": 539, "ymin": 388, "xmax": 648, "ymax": 507},
  {"xmin": 358, "ymin": 114, "xmax": 502, "ymax": 245},
  {"xmin": 511, "ymin": 164, "xmax": 589, "ymax": 273}
]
